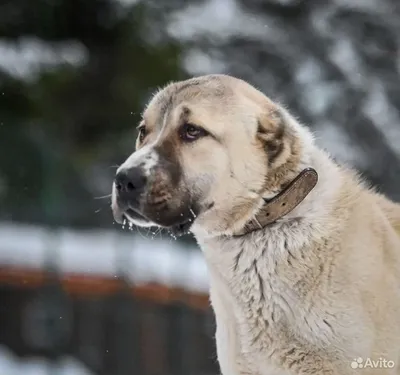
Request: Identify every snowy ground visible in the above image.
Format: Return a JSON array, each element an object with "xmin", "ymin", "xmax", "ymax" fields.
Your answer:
[
  {"xmin": 0, "ymin": 223, "xmax": 208, "ymax": 374},
  {"xmin": 0, "ymin": 222, "xmax": 209, "ymax": 294},
  {"xmin": 0, "ymin": 345, "xmax": 94, "ymax": 375}
]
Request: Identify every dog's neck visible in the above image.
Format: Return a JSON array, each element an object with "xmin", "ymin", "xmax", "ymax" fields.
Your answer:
[
  {"xmin": 232, "ymin": 168, "xmax": 318, "ymax": 236},
  {"xmin": 193, "ymin": 144, "xmax": 344, "ymax": 245}
]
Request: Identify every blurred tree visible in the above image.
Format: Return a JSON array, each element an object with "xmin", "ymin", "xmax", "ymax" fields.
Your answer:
[
  {"xmin": 0, "ymin": 0, "xmax": 187, "ymax": 230},
  {"xmin": 2, "ymin": 0, "xmax": 400, "ymax": 239}
]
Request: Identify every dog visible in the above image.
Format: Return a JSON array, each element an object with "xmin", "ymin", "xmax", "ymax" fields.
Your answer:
[{"xmin": 111, "ymin": 74, "xmax": 400, "ymax": 375}]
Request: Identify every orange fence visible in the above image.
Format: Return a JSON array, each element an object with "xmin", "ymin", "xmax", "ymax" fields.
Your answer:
[{"xmin": 0, "ymin": 266, "xmax": 209, "ymax": 311}]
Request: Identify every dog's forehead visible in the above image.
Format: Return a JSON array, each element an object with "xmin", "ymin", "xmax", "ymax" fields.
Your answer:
[{"xmin": 143, "ymin": 76, "xmax": 233, "ymax": 125}]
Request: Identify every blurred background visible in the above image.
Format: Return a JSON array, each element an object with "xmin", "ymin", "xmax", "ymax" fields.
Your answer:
[{"xmin": 1, "ymin": 0, "xmax": 400, "ymax": 374}]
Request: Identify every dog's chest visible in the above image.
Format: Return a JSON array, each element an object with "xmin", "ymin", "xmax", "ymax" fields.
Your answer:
[
  {"xmin": 201, "ymin": 233, "xmax": 336, "ymax": 368},
  {"xmin": 206, "ymin": 260, "xmax": 293, "ymax": 375},
  {"xmin": 203, "ymin": 233, "xmax": 304, "ymax": 317}
]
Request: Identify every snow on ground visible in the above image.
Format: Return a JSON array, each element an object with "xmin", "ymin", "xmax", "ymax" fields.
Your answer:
[
  {"xmin": 0, "ymin": 345, "xmax": 95, "ymax": 375},
  {"xmin": 0, "ymin": 222, "xmax": 209, "ymax": 294}
]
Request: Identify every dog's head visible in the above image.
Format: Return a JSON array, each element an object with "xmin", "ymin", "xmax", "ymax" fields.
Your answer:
[{"xmin": 111, "ymin": 74, "xmax": 312, "ymax": 237}]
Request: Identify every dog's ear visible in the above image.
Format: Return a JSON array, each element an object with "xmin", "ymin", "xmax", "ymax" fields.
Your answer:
[{"xmin": 256, "ymin": 107, "xmax": 289, "ymax": 166}]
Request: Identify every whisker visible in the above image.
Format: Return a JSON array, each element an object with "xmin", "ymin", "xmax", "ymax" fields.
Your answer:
[
  {"xmin": 94, "ymin": 194, "xmax": 112, "ymax": 200},
  {"xmin": 135, "ymin": 225, "xmax": 149, "ymax": 241}
]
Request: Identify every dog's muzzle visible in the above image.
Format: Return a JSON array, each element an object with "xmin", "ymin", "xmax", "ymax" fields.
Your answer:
[
  {"xmin": 112, "ymin": 148, "xmax": 197, "ymax": 236},
  {"xmin": 113, "ymin": 166, "xmax": 149, "ymax": 222}
]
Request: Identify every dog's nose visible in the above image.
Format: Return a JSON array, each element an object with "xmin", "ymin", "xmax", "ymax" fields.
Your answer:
[{"xmin": 114, "ymin": 167, "xmax": 147, "ymax": 197}]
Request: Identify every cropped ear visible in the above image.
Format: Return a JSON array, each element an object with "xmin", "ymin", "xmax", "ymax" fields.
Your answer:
[{"xmin": 257, "ymin": 107, "xmax": 289, "ymax": 167}]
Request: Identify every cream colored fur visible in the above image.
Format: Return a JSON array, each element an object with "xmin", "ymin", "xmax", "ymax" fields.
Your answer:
[
  {"xmin": 198, "ymin": 149, "xmax": 400, "ymax": 375},
  {"xmin": 114, "ymin": 74, "xmax": 400, "ymax": 375}
]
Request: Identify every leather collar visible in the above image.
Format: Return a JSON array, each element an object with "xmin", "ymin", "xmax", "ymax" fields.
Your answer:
[{"xmin": 233, "ymin": 168, "xmax": 318, "ymax": 236}]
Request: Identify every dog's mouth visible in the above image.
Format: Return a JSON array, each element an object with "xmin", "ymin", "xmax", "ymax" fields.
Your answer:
[
  {"xmin": 124, "ymin": 208, "xmax": 149, "ymax": 224},
  {"xmin": 168, "ymin": 217, "xmax": 194, "ymax": 237},
  {"xmin": 121, "ymin": 207, "xmax": 197, "ymax": 238}
]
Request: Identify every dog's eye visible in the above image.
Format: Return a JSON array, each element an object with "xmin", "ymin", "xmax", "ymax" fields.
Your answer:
[
  {"xmin": 138, "ymin": 126, "xmax": 147, "ymax": 143},
  {"xmin": 180, "ymin": 123, "xmax": 207, "ymax": 142}
]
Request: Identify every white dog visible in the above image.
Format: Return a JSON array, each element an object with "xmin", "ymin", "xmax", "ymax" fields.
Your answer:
[{"xmin": 112, "ymin": 74, "xmax": 400, "ymax": 375}]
